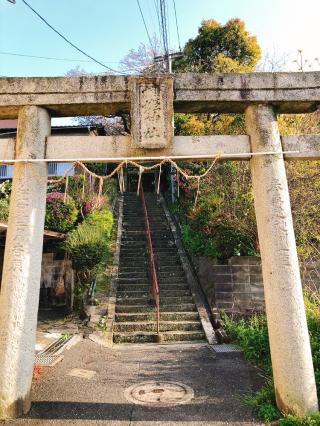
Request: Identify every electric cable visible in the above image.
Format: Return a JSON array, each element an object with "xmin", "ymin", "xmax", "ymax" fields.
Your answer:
[
  {"xmin": 0, "ymin": 50, "xmax": 121, "ymax": 64},
  {"xmin": 136, "ymin": 0, "xmax": 154, "ymax": 54},
  {"xmin": 20, "ymin": 0, "xmax": 119, "ymax": 73},
  {"xmin": 172, "ymin": 0, "xmax": 181, "ymax": 51}
]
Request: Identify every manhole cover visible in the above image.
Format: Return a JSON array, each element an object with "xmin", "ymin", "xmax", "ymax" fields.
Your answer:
[{"xmin": 124, "ymin": 381, "xmax": 194, "ymax": 406}]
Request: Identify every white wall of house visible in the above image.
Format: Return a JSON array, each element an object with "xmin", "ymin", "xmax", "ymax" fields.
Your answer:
[{"xmin": 0, "ymin": 162, "xmax": 74, "ymax": 180}]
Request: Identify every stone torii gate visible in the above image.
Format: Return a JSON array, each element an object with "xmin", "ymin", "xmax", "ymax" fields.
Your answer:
[{"xmin": 0, "ymin": 73, "xmax": 320, "ymax": 419}]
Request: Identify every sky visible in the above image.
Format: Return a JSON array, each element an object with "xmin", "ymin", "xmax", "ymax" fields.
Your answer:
[{"xmin": 0, "ymin": 0, "xmax": 320, "ymax": 78}]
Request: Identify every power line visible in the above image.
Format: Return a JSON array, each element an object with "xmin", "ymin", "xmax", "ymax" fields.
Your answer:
[
  {"xmin": 154, "ymin": 0, "xmax": 164, "ymax": 52},
  {"xmin": 0, "ymin": 50, "xmax": 121, "ymax": 64},
  {"xmin": 159, "ymin": 0, "xmax": 170, "ymax": 71},
  {"xmin": 136, "ymin": 0, "xmax": 154, "ymax": 54},
  {"xmin": 172, "ymin": 0, "xmax": 181, "ymax": 52},
  {"xmin": 20, "ymin": 0, "xmax": 119, "ymax": 73}
]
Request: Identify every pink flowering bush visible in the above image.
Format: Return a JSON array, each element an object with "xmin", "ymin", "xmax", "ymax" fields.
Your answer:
[
  {"xmin": 45, "ymin": 192, "xmax": 78, "ymax": 233},
  {"xmin": 82, "ymin": 195, "xmax": 107, "ymax": 216}
]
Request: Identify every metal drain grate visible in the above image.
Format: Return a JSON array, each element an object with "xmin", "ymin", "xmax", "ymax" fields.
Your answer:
[
  {"xmin": 213, "ymin": 344, "xmax": 242, "ymax": 353},
  {"xmin": 34, "ymin": 353, "xmax": 62, "ymax": 366},
  {"xmin": 35, "ymin": 335, "xmax": 74, "ymax": 366},
  {"xmin": 124, "ymin": 381, "xmax": 194, "ymax": 407}
]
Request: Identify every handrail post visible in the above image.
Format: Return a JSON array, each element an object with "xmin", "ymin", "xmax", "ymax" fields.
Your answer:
[{"xmin": 139, "ymin": 184, "xmax": 161, "ymax": 341}]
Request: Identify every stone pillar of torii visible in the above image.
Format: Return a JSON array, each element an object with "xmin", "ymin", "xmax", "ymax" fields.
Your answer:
[{"xmin": 0, "ymin": 73, "xmax": 319, "ymax": 418}]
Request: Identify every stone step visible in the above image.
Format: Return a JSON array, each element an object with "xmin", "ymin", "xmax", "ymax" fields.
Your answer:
[
  {"xmin": 115, "ymin": 303, "xmax": 197, "ymax": 313},
  {"xmin": 117, "ymin": 289, "xmax": 191, "ymax": 298},
  {"xmin": 113, "ymin": 330, "xmax": 205, "ymax": 344},
  {"xmin": 120, "ymin": 246, "xmax": 146, "ymax": 252},
  {"xmin": 118, "ymin": 272, "xmax": 186, "ymax": 283},
  {"xmin": 117, "ymin": 283, "xmax": 190, "ymax": 292},
  {"xmin": 119, "ymin": 250, "xmax": 147, "ymax": 256},
  {"xmin": 155, "ymin": 260, "xmax": 182, "ymax": 266},
  {"xmin": 113, "ymin": 321, "xmax": 202, "ymax": 333},
  {"xmin": 117, "ymin": 278, "xmax": 149, "ymax": 284},
  {"xmin": 155, "ymin": 257, "xmax": 182, "ymax": 262},
  {"xmin": 119, "ymin": 255, "xmax": 147, "ymax": 261},
  {"xmin": 115, "ymin": 311, "xmax": 200, "ymax": 322},
  {"xmin": 116, "ymin": 296, "xmax": 194, "ymax": 306},
  {"xmin": 118, "ymin": 266, "xmax": 147, "ymax": 273},
  {"xmin": 118, "ymin": 272, "xmax": 148, "ymax": 278},
  {"xmin": 122, "ymin": 230, "xmax": 169, "ymax": 236},
  {"xmin": 121, "ymin": 236, "xmax": 172, "ymax": 242},
  {"xmin": 118, "ymin": 262, "xmax": 147, "ymax": 268},
  {"xmin": 121, "ymin": 241, "xmax": 146, "ymax": 246},
  {"xmin": 153, "ymin": 249, "xmax": 180, "ymax": 254},
  {"xmin": 157, "ymin": 271, "xmax": 185, "ymax": 277},
  {"xmin": 118, "ymin": 261, "xmax": 147, "ymax": 267},
  {"xmin": 157, "ymin": 266, "xmax": 184, "ymax": 272},
  {"xmin": 158, "ymin": 277, "xmax": 186, "ymax": 284}
]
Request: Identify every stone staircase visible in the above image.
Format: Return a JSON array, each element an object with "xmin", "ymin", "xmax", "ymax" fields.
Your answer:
[{"xmin": 113, "ymin": 192, "xmax": 206, "ymax": 344}]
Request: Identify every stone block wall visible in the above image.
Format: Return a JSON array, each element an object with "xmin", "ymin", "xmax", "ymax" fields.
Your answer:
[
  {"xmin": 193, "ymin": 256, "xmax": 264, "ymax": 314},
  {"xmin": 300, "ymin": 261, "xmax": 320, "ymax": 292},
  {"xmin": 193, "ymin": 255, "xmax": 320, "ymax": 314}
]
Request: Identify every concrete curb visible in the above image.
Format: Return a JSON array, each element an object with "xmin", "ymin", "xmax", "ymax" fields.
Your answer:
[{"xmin": 159, "ymin": 195, "xmax": 217, "ymax": 345}]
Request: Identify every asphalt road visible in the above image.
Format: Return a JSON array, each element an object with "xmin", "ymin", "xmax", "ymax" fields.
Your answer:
[{"xmin": 1, "ymin": 339, "xmax": 265, "ymax": 425}]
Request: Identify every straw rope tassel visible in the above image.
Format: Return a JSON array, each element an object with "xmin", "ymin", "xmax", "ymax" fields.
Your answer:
[
  {"xmin": 137, "ymin": 165, "xmax": 143, "ymax": 195},
  {"xmin": 194, "ymin": 176, "xmax": 201, "ymax": 208},
  {"xmin": 157, "ymin": 164, "xmax": 162, "ymax": 194},
  {"xmin": 82, "ymin": 171, "xmax": 86, "ymax": 199},
  {"xmin": 64, "ymin": 175, "xmax": 69, "ymax": 203},
  {"xmin": 121, "ymin": 166, "xmax": 125, "ymax": 193},
  {"xmin": 177, "ymin": 169, "xmax": 180, "ymax": 198},
  {"xmin": 98, "ymin": 177, "xmax": 103, "ymax": 200},
  {"xmin": 117, "ymin": 171, "xmax": 123, "ymax": 193}
]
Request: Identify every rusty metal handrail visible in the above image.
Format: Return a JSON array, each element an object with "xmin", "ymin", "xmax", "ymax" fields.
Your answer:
[{"xmin": 140, "ymin": 185, "xmax": 160, "ymax": 335}]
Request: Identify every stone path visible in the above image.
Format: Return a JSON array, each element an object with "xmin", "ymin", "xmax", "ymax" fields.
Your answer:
[{"xmin": 1, "ymin": 339, "xmax": 265, "ymax": 425}]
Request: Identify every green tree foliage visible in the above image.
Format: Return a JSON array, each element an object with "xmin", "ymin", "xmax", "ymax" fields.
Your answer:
[
  {"xmin": 172, "ymin": 18, "xmax": 320, "ymax": 264},
  {"xmin": 280, "ymin": 111, "xmax": 320, "ymax": 261},
  {"xmin": 173, "ymin": 18, "xmax": 261, "ymax": 73},
  {"xmin": 176, "ymin": 161, "xmax": 257, "ymax": 261}
]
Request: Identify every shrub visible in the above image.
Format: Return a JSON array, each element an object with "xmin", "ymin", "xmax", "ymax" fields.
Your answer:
[
  {"xmin": 173, "ymin": 164, "xmax": 257, "ymax": 262},
  {"xmin": 63, "ymin": 208, "xmax": 114, "ymax": 311},
  {"xmin": 64, "ymin": 221, "xmax": 109, "ymax": 271},
  {"xmin": 222, "ymin": 313, "xmax": 271, "ymax": 371},
  {"xmin": 279, "ymin": 413, "xmax": 320, "ymax": 425},
  {"xmin": 0, "ymin": 180, "xmax": 12, "ymax": 199},
  {"xmin": 0, "ymin": 198, "xmax": 9, "ymax": 221},
  {"xmin": 181, "ymin": 223, "xmax": 219, "ymax": 258},
  {"xmin": 0, "ymin": 180, "xmax": 12, "ymax": 221},
  {"xmin": 45, "ymin": 192, "xmax": 78, "ymax": 233},
  {"xmin": 85, "ymin": 209, "xmax": 113, "ymax": 239}
]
